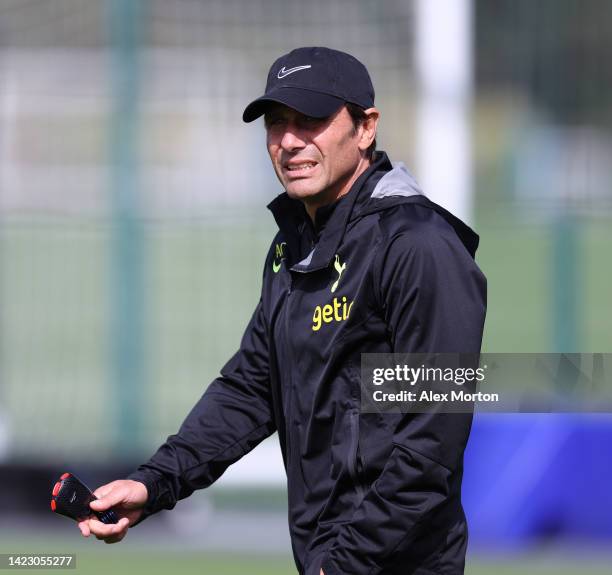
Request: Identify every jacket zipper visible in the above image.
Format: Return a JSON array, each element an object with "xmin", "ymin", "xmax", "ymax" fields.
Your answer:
[
  {"xmin": 347, "ymin": 409, "xmax": 365, "ymax": 501},
  {"xmin": 284, "ymin": 276, "xmax": 295, "ymax": 469}
]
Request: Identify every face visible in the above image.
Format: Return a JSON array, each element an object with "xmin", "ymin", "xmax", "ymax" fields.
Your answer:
[{"xmin": 265, "ymin": 104, "xmax": 372, "ymax": 212}]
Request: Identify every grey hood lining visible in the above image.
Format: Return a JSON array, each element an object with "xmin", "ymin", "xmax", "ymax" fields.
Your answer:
[
  {"xmin": 369, "ymin": 162, "xmax": 423, "ymax": 199},
  {"xmin": 295, "ymin": 248, "xmax": 315, "ymax": 268}
]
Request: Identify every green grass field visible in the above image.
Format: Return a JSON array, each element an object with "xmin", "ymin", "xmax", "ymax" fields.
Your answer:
[
  {"xmin": 37, "ymin": 552, "xmax": 612, "ymax": 575},
  {"xmin": 1, "ymin": 547, "xmax": 611, "ymax": 575}
]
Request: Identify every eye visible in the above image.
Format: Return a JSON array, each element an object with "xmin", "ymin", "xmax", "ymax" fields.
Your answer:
[
  {"xmin": 265, "ymin": 116, "xmax": 286, "ymax": 128},
  {"xmin": 301, "ymin": 115, "xmax": 321, "ymax": 126}
]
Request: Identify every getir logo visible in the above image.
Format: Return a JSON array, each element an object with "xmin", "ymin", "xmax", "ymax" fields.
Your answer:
[
  {"xmin": 312, "ymin": 254, "xmax": 353, "ymax": 331},
  {"xmin": 312, "ymin": 296, "xmax": 354, "ymax": 332}
]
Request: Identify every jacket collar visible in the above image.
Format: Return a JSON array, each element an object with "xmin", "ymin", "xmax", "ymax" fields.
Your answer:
[{"xmin": 267, "ymin": 151, "xmax": 392, "ymax": 273}]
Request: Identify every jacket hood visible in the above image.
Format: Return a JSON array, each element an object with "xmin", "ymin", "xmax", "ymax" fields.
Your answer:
[{"xmin": 354, "ymin": 160, "xmax": 480, "ymax": 258}]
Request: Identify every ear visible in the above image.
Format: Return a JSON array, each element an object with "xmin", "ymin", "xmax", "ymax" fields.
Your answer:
[{"xmin": 357, "ymin": 107, "xmax": 380, "ymax": 152}]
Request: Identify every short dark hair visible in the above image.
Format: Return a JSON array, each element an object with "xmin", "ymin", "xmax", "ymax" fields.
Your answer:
[{"xmin": 345, "ymin": 102, "xmax": 377, "ymax": 159}]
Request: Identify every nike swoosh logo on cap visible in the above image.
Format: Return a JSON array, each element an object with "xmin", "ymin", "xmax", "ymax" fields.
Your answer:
[{"xmin": 277, "ymin": 65, "xmax": 312, "ymax": 79}]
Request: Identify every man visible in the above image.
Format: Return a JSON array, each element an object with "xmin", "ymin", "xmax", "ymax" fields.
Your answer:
[{"xmin": 79, "ymin": 47, "xmax": 486, "ymax": 575}]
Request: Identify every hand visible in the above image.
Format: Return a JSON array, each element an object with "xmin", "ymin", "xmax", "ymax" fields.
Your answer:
[
  {"xmin": 77, "ymin": 479, "xmax": 148, "ymax": 544},
  {"xmin": 320, "ymin": 570, "xmax": 325, "ymax": 575}
]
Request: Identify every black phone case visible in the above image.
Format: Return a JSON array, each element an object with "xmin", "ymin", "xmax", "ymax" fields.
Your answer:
[{"xmin": 51, "ymin": 473, "xmax": 118, "ymax": 524}]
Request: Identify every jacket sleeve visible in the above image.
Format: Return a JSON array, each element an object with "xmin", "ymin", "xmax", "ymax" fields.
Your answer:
[
  {"xmin": 127, "ymin": 295, "xmax": 275, "ymax": 520},
  {"xmin": 321, "ymin": 219, "xmax": 487, "ymax": 575}
]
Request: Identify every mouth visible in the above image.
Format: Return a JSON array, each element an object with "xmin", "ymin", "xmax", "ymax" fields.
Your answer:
[{"xmin": 283, "ymin": 161, "xmax": 318, "ymax": 178}]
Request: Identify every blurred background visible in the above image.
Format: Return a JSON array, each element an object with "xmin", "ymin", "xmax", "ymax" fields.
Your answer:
[{"xmin": 0, "ymin": 0, "xmax": 611, "ymax": 573}]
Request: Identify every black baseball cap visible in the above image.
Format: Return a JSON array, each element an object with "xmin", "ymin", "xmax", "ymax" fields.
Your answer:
[{"xmin": 242, "ymin": 46, "xmax": 375, "ymax": 123}]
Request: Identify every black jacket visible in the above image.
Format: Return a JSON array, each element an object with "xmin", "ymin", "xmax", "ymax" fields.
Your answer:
[{"xmin": 128, "ymin": 152, "xmax": 487, "ymax": 575}]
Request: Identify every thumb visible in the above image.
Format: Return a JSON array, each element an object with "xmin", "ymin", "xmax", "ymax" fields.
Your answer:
[
  {"xmin": 89, "ymin": 498, "xmax": 110, "ymax": 511},
  {"xmin": 90, "ymin": 483, "xmax": 126, "ymax": 511}
]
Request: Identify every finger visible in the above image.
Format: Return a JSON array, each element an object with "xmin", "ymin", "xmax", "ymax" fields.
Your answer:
[
  {"xmin": 78, "ymin": 520, "xmax": 91, "ymax": 537},
  {"xmin": 89, "ymin": 518, "xmax": 123, "ymax": 538},
  {"xmin": 103, "ymin": 531, "xmax": 126, "ymax": 544},
  {"xmin": 116, "ymin": 517, "xmax": 130, "ymax": 530},
  {"xmin": 93, "ymin": 479, "xmax": 134, "ymax": 503},
  {"xmin": 90, "ymin": 517, "xmax": 129, "ymax": 540},
  {"xmin": 90, "ymin": 484, "xmax": 126, "ymax": 511},
  {"xmin": 92, "ymin": 482, "xmax": 117, "ymax": 500},
  {"xmin": 89, "ymin": 498, "xmax": 110, "ymax": 511}
]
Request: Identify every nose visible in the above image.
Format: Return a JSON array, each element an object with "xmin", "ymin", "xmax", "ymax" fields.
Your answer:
[{"xmin": 279, "ymin": 125, "xmax": 306, "ymax": 152}]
